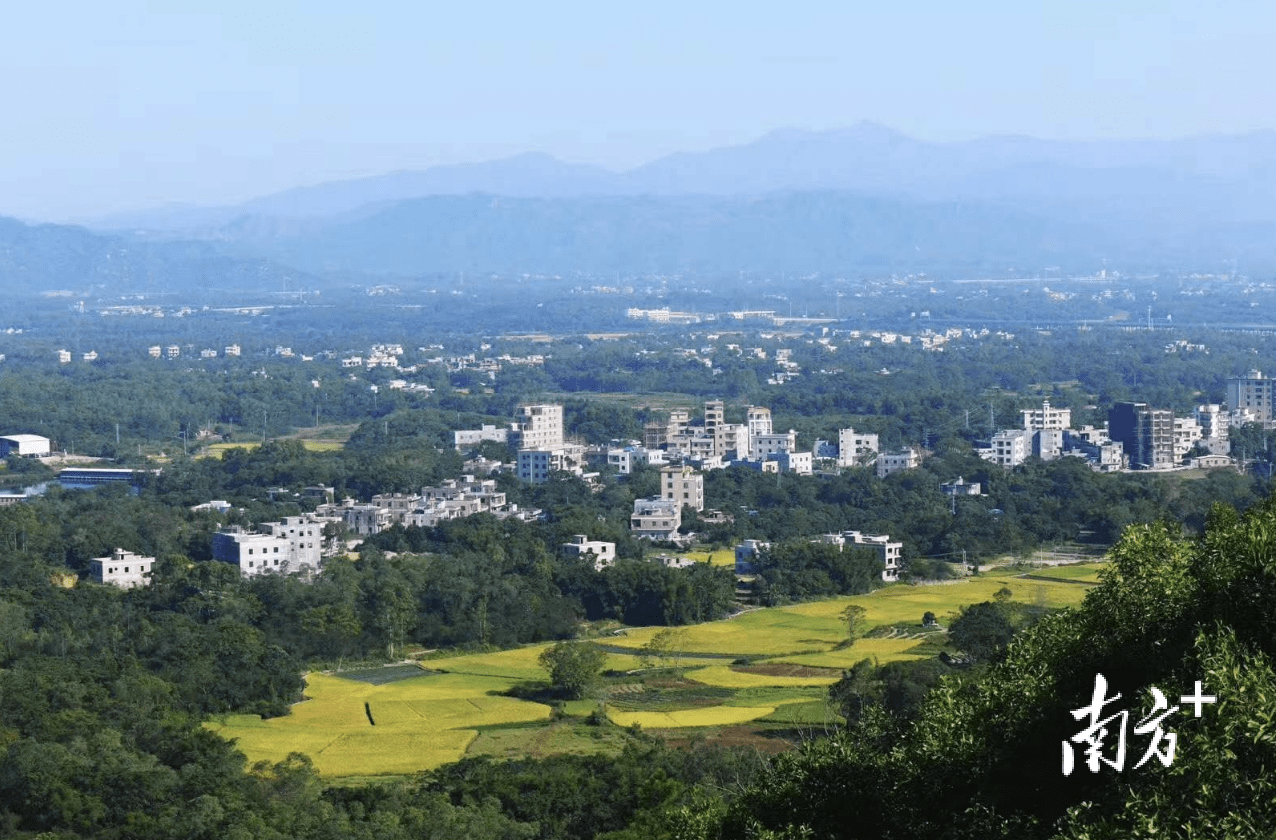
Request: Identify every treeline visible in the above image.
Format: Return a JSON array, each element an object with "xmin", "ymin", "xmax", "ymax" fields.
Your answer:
[
  {"xmin": 0, "ymin": 538, "xmax": 761, "ymax": 837},
  {"xmin": 668, "ymin": 496, "xmax": 1276, "ymax": 839},
  {"xmin": 365, "ymin": 514, "xmax": 736, "ymax": 635},
  {"xmin": 688, "ymin": 446, "xmax": 1268, "ymax": 564}
]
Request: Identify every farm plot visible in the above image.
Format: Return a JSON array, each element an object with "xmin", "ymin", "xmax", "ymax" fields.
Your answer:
[
  {"xmin": 208, "ymin": 670, "xmax": 550, "ymax": 777},
  {"xmin": 608, "ymin": 705, "xmax": 778, "ymax": 728},
  {"xmin": 1018, "ymin": 562, "xmax": 1107, "ymax": 583}
]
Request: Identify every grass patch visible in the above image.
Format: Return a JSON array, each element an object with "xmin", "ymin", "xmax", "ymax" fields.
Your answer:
[
  {"xmin": 757, "ymin": 700, "xmax": 841, "ymax": 725},
  {"xmin": 334, "ymin": 664, "xmax": 436, "ymax": 685},
  {"xmin": 465, "ymin": 721, "xmax": 634, "ymax": 761}
]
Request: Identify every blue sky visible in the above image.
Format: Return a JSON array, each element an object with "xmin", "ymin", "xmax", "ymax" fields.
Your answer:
[{"xmin": 3, "ymin": 0, "xmax": 1272, "ymax": 220}]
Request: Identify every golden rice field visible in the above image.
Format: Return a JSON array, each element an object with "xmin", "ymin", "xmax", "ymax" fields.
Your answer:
[
  {"xmin": 207, "ymin": 671, "xmax": 550, "ymax": 776},
  {"xmin": 199, "ymin": 439, "xmax": 345, "ymax": 458},
  {"xmin": 605, "ymin": 571, "xmax": 1094, "ymax": 663},
  {"xmin": 680, "ymin": 549, "xmax": 738, "ymax": 568},
  {"xmin": 209, "ymin": 568, "xmax": 1107, "ymax": 775}
]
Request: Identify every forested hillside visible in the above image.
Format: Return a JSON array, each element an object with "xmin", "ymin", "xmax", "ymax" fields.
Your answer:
[{"xmin": 677, "ymin": 499, "xmax": 1276, "ymax": 839}]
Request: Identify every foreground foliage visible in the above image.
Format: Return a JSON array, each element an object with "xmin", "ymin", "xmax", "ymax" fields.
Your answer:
[{"xmin": 684, "ymin": 499, "xmax": 1276, "ymax": 839}]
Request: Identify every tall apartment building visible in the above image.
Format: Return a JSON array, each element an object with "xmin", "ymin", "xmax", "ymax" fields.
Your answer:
[
  {"xmin": 837, "ymin": 428, "xmax": 880, "ymax": 467},
  {"xmin": 1227, "ymin": 370, "xmax": 1275, "ymax": 424},
  {"xmin": 1021, "ymin": 400, "xmax": 1072, "ymax": 431},
  {"xmin": 1109, "ymin": 402, "xmax": 1175, "ymax": 470},
  {"xmin": 987, "ymin": 429, "xmax": 1032, "ymax": 467},
  {"xmin": 512, "ymin": 404, "xmax": 563, "ymax": 450},
  {"xmin": 645, "ymin": 409, "xmax": 690, "ymax": 449},
  {"xmin": 746, "ymin": 406, "xmax": 773, "ymax": 437},
  {"xmin": 1194, "ymin": 404, "xmax": 1230, "ymax": 455},
  {"xmin": 661, "ymin": 465, "xmax": 705, "ymax": 512}
]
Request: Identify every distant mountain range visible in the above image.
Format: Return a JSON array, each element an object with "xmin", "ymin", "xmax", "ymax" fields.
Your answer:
[
  {"xmin": 90, "ymin": 123, "xmax": 1276, "ymax": 236},
  {"xmin": 0, "ymin": 216, "xmax": 314, "ymax": 295},
  {"xmin": 6, "ymin": 124, "xmax": 1273, "ymax": 286}
]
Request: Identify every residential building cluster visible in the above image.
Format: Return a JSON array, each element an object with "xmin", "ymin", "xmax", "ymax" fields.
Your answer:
[
  {"xmin": 732, "ymin": 529, "xmax": 902, "ymax": 582},
  {"xmin": 979, "ymin": 398, "xmax": 1233, "ymax": 472}
]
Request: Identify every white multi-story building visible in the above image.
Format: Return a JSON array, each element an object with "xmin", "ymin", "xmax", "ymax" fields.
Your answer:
[
  {"xmin": 513, "ymin": 404, "xmax": 564, "ymax": 450},
  {"xmin": 370, "ymin": 493, "xmax": 425, "ymax": 525},
  {"xmin": 212, "ymin": 529, "xmax": 293, "ymax": 577},
  {"xmin": 819, "ymin": 530, "xmax": 902, "ymax": 582},
  {"xmin": 561, "ymin": 535, "xmax": 616, "ymax": 570},
  {"xmin": 779, "ymin": 450, "xmax": 814, "ymax": 474},
  {"xmin": 752, "ymin": 430, "xmax": 798, "ymax": 459},
  {"xmin": 224, "ymin": 344, "xmax": 241, "ymax": 357},
  {"xmin": 89, "ymin": 548, "xmax": 154, "ymax": 589},
  {"xmin": 746, "ymin": 406, "xmax": 773, "ymax": 438},
  {"xmin": 837, "ymin": 428, "xmax": 880, "ymax": 467},
  {"xmin": 630, "ymin": 497, "xmax": 682, "ymax": 541},
  {"xmin": 1172, "ymin": 417, "xmax": 1204, "ymax": 461},
  {"xmin": 1227, "ymin": 370, "xmax": 1275, "ymax": 425},
  {"xmin": 876, "ymin": 447, "xmax": 921, "ymax": 478},
  {"xmin": 661, "ymin": 465, "xmax": 705, "ymax": 512},
  {"xmin": 1021, "ymin": 400, "xmax": 1072, "ymax": 431},
  {"xmin": 1033, "ymin": 429, "xmax": 1065, "ymax": 461},
  {"xmin": 259, "ymin": 515, "xmax": 325, "ymax": 573},
  {"xmin": 517, "ymin": 445, "xmax": 584, "ymax": 484},
  {"xmin": 453, "ymin": 424, "xmax": 511, "ymax": 450},
  {"xmin": 341, "ymin": 504, "xmax": 393, "ymax": 536},
  {"xmin": 986, "ymin": 430, "xmax": 1032, "ymax": 468},
  {"xmin": 719, "ymin": 423, "xmax": 750, "ymax": 460}
]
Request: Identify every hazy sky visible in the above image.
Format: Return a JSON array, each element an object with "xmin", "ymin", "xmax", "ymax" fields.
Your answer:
[{"xmin": 3, "ymin": 0, "xmax": 1272, "ymax": 221}]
